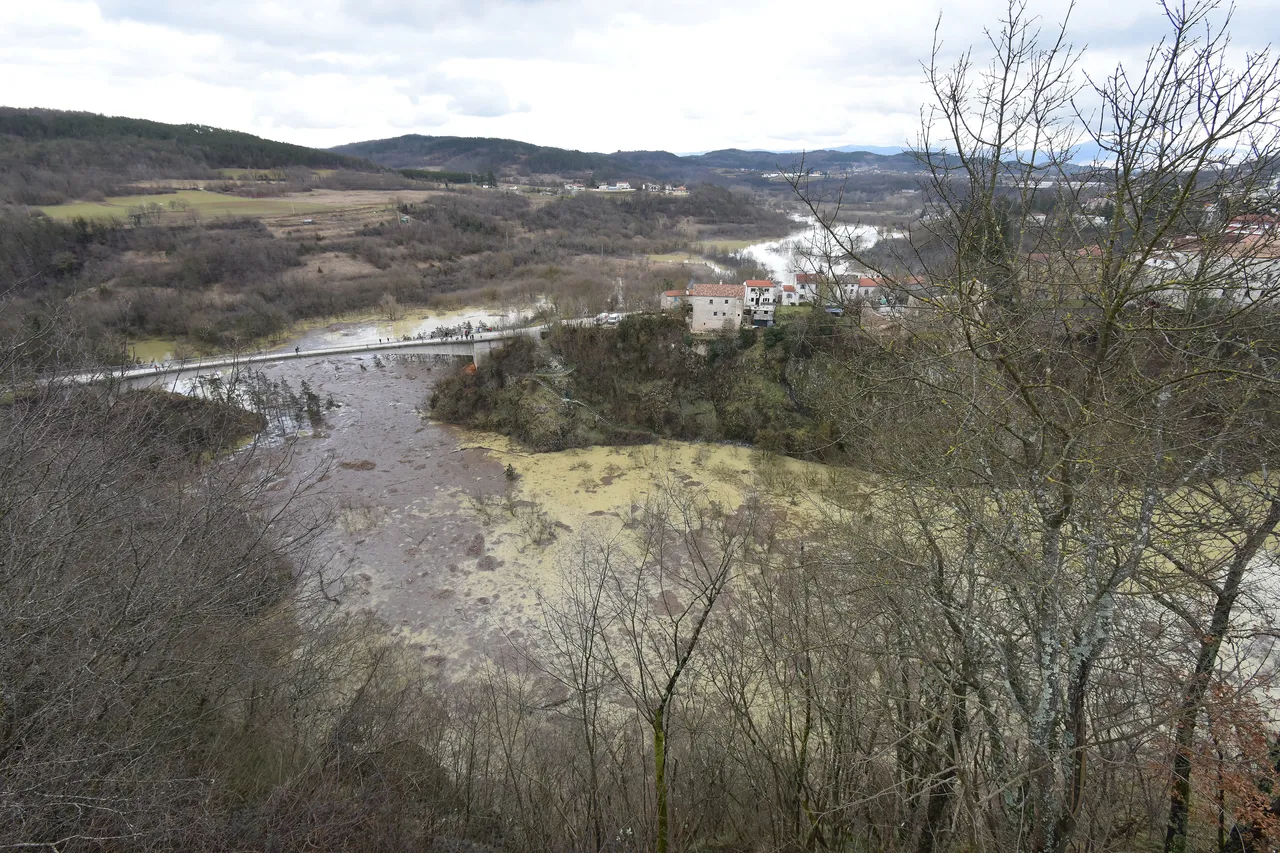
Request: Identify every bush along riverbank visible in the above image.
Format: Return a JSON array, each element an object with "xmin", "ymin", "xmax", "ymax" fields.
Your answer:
[{"xmin": 428, "ymin": 311, "xmax": 882, "ymax": 463}]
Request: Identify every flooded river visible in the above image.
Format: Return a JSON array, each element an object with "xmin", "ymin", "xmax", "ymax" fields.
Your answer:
[
  {"xmin": 128, "ymin": 305, "xmax": 534, "ymax": 365},
  {"xmin": 741, "ymin": 219, "xmax": 894, "ymax": 282},
  {"xmin": 250, "ymin": 351, "xmax": 837, "ymax": 678}
]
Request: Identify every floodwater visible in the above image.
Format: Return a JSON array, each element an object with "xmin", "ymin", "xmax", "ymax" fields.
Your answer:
[
  {"xmin": 250, "ymin": 352, "xmax": 842, "ymax": 679},
  {"xmin": 125, "ymin": 305, "xmax": 536, "ymax": 366},
  {"xmin": 281, "ymin": 305, "xmax": 535, "ymax": 351},
  {"xmin": 741, "ymin": 219, "xmax": 895, "ymax": 283}
]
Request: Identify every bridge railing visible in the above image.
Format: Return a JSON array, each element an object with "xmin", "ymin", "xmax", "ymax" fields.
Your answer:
[{"xmin": 49, "ymin": 325, "xmax": 550, "ymax": 384}]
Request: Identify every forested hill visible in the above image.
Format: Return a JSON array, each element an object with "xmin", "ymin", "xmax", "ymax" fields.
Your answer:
[
  {"xmin": 0, "ymin": 108, "xmax": 370, "ymax": 170},
  {"xmin": 331, "ymin": 133, "xmax": 927, "ymax": 180},
  {"xmin": 0, "ymin": 107, "xmax": 375, "ymax": 205},
  {"xmin": 331, "ymin": 134, "xmax": 612, "ymax": 174}
]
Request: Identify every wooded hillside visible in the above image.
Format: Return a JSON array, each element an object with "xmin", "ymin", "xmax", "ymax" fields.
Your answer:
[{"xmin": 0, "ymin": 107, "xmax": 375, "ymax": 205}]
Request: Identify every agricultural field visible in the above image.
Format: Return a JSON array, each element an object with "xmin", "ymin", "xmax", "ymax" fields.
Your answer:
[
  {"xmin": 693, "ymin": 237, "xmax": 759, "ymax": 252},
  {"xmin": 645, "ymin": 252, "xmax": 708, "ymax": 263},
  {"xmin": 37, "ymin": 189, "xmax": 334, "ymax": 221},
  {"xmin": 37, "ymin": 187, "xmax": 450, "ymax": 225}
]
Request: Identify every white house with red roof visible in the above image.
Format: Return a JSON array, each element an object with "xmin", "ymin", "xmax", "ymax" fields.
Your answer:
[
  {"xmin": 744, "ymin": 279, "xmax": 777, "ymax": 325},
  {"xmin": 794, "ymin": 272, "xmax": 824, "ymax": 303},
  {"xmin": 840, "ymin": 276, "xmax": 885, "ymax": 304}
]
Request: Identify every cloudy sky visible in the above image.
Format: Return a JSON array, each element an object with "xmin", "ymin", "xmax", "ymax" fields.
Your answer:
[{"xmin": 2, "ymin": 0, "xmax": 1277, "ymax": 154}]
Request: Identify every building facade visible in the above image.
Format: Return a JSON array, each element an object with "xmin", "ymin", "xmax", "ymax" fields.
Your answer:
[
  {"xmin": 687, "ymin": 283, "xmax": 745, "ymax": 332},
  {"xmin": 744, "ymin": 279, "xmax": 776, "ymax": 325}
]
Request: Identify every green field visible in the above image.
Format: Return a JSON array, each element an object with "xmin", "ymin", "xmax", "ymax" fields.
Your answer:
[
  {"xmin": 38, "ymin": 190, "xmax": 332, "ymax": 221},
  {"xmin": 127, "ymin": 338, "xmax": 180, "ymax": 363},
  {"xmin": 694, "ymin": 238, "xmax": 758, "ymax": 252}
]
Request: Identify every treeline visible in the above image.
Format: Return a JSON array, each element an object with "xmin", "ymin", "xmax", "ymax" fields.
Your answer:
[
  {"xmin": 429, "ymin": 312, "xmax": 860, "ymax": 459},
  {"xmin": 400, "ymin": 167, "xmax": 481, "ymax": 184}
]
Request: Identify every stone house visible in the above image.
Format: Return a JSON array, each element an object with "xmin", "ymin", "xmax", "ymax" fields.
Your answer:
[{"xmin": 687, "ymin": 283, "xmax": 745, "ymax": 332}]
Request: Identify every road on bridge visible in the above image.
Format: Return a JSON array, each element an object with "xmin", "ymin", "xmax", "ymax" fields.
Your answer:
[{"xmin": 56, "ymin": 313, "xmax": 633, "ymax": 386}]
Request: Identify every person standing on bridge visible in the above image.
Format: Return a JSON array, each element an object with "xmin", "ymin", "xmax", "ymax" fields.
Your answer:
[{"xmin": 295, "ymin": 347, "xmax": 300, "ymax": 355}]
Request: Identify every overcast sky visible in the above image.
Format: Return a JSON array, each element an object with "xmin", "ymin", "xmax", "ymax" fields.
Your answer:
[{"xmin": 2, "ymin": 0, "xmax": 1277, "ymax": 154}]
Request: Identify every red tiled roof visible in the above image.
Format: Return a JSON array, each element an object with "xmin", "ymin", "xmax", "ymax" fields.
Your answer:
[
  {"xmin": 689, "ymin": 283, "xmax": 745, "ymax": 298},
  {"xmin": 744, "ymin": 279, "xmax": 774, "ymax": 288},
  {"xmin": 858, "ymin": 277, "xmax": 880, "ymax": 287},
  {"xmin": 781, "ymin": 285, "xmax": 796, "ymax": 292},
  {"xmin": 663, "ymin": 289, "xmax": 686, "ymax": 296},
  {"xmin": 795, "ymin": 273, "xmax": 824, "ymax": 284}
]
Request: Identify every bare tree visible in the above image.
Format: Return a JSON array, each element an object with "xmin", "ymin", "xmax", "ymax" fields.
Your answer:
[
  {"xmin": 791, "ymin": 2, "xmax": 1280, "ymax": 851},
  {"xmin": 551, "ymin": 474, "xmax": 769, "ymax": 853}
]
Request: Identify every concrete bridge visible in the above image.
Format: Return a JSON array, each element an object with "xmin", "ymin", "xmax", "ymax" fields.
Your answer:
[{"xmin": 69, "ymin": 325, "xmax": 548, "ymax": 390}]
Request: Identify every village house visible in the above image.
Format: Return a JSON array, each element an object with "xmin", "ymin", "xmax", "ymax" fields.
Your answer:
[
  {"xmin": 743, "ymin": 279, "xmax": 777, "ymax": 325},
  {"xmin": 687, "ymin": 283, "xmax": 745, "ymax": 332},
  {"xmin": 779, "ymin": 284, "xmax": 801, "ymax": 306},
  {"xmin": 834, "ymin": 276, "xmax": 884, "ymax": 304},
  {"xmin": 660, "ymin": 289, "xmax": 687, "ymax": 310},
  {"xmin": 1226, "ymin": 214, "xmax": 1278, "ymax": 238},
  {"xmin": 794, "ymin": 272, "xmax": 824, "ymax": 303},
  {"xmin": 1142, "ymin": 236, "xmax": 1280, "ymax": 306}
]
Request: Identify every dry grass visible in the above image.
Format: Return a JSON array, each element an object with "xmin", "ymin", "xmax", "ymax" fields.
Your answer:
[
  {"xmin": 283, "ymin": 252, "xmax": 385, "ymax": 283},
  {"xmin": 37, "ymin": 187, "xmax": 449, "ymax": 224}
]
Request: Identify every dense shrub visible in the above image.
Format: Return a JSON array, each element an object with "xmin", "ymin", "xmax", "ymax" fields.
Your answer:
[{"xmin": 429, "ymin": 312, "xmax": 858, "ymax": 462}]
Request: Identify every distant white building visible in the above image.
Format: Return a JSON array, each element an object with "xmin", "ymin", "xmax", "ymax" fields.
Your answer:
[
  {"xmin": 1141, "ymin": 239, "xmax": 1280, "ymax": 306},
  {"xmin": 744, "ymin": 279, "xmax": 777, "ymax": 325}
]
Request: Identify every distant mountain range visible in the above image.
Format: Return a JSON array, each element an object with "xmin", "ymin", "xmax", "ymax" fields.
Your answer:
[
  {"xmin": 0, "ymin": 106, "xmax": 1105, "ymax": 209},
  {"xmin": 329, "ymin": 135, "xmax": 926, "ymax": 181}
]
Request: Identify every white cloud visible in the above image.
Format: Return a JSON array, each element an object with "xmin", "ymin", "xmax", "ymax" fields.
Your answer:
[{"xmin": 1, "ymin": 0, "xmax": 1278, "ymax": 153}]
